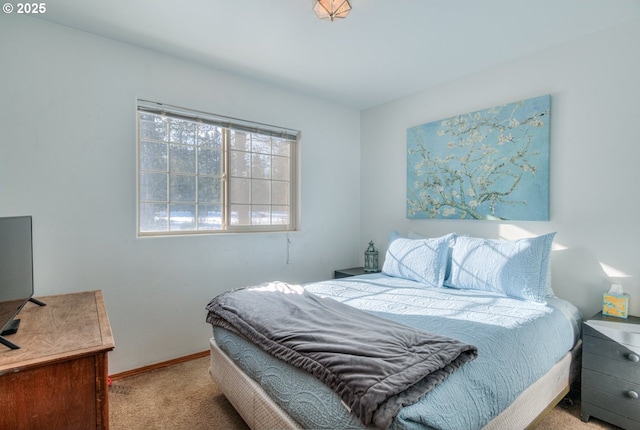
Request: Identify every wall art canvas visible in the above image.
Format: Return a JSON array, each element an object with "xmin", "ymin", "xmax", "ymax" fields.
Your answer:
[{"xmin": 407, "ymin": 95, "xmax": 550, "ymax": 221}]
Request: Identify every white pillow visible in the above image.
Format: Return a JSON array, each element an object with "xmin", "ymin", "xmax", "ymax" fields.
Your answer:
[
  {"xmin": 444, "ymin": 233, "xmax": 556, "ymax": 302},
  {"xmin": 382, "ymin": 231, "xmax": 456, "ymax": 287},
  {"xmin": 408, "ymin": 231, "xmax": 455, "ymax": 281},
  {"xmin": 545, "ymin": 261, "xmax": 555, "ymax": 297}
]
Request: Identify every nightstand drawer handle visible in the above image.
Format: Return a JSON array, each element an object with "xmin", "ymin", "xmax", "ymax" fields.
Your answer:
[
  {"xmin": 628, "ymin": 353, "xmax": 640, "ymax": 363},
  {"xmin": 627, "ymin": 391, "xmax": 639, "ymax": 399}
]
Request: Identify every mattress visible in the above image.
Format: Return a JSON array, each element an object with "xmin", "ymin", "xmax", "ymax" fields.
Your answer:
[{"xmin": 211, "ymin": 274, "xmax": 582, "ymax": 430}]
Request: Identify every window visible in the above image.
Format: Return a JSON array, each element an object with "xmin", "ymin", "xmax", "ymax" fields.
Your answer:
[{"xmin": 137, "ymin": 101, "xmax": 298, "ymax": 236}]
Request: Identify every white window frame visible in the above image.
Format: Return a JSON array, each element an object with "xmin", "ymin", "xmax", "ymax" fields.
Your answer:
[{"xmin": 136, "ymin": 100, "xmax": 298, "ymax": 236}]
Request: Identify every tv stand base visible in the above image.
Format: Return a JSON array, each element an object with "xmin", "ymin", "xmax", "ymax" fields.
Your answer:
[
  {"xmin": 29, "ymin": 297, "xmax": 46, "ymax": 307},
  {"xmin": 0, "ymin": 298, "xmax": 45, "ymax": 349},
  {"xmin": 0, "ymin": 334, "xmax": 19, "ymax": 350}
]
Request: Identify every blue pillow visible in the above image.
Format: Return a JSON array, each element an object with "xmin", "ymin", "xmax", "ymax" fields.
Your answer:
[
  {"xmin": 444, "ymin": 233, "xmax": 556, "ymax": 302},
  {"xmin": 382, "ymin": 231, "xmax": 455, "ymax": 287}
]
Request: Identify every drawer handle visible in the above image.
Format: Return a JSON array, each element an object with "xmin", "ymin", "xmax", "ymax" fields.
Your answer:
[
  {"xmin": 627, "ymin": 391, "xmax": 639, "ymax": 399},
  {"xmin": 628, "ymin": 353, "xmax": 640, "ymax": 363}
]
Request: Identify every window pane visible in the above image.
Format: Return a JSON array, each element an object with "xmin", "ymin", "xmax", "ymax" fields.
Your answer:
[
  {"xmin": 141, "ymin": 141, "xmax": 167, "ymax": 171},
  {"xmin": 251, "ymin": 205, "xmax": 271, "ymax": 225},
  {"xmin": 170, "ymin": 174, "xmax": 196, "ymax": 202},
  {"xmin": 170, "ymin": 144, "xmax": 196, "ymax": 173},
  {"xmin": 198, "ymin": 147, "xmax": 222, "ymax": 176},
  {"xmin": 198, "ymin": 204, "xmax": 223, "ymax": 230},
  {"xmin": 139, "ymin": 114, "xmax": 168, "ymax": 141},
  {"xmin": 230, "ymin": 150, "xmax": 251, "ymax": 177},
  {"xmin": 251, "ymin": 179, "xmax": 270, "ymax": 204},
  {"xmin": 230, "ymin": 178, "xmax": 250, "ymax": 204},
  {"xmin": 198, "ymin": 176, "xmax": 221, "ymax": 203},
  {"xmin": 272, "ymin": 181, "xmax": 289, "ymax": 205},
  {"xmin": 169, "ymin": 118, "xmax": 196, "ymax": 144},
  {"xmin": 197, "ymin": 124, "xmax": 222, "ymax": 148},
  {"xmin": 230, "ymin": 130, "xmax": 250, "ymax": 151},
  {"xmin": 272, "ymin": 156, "xmax": 289, "ymax": 181},
  {"xmin": 229, "ymin": 208, "xmax": 240, "ymax": 225},
  {"xmin": 230, "ymin": 204, "xmax": 251, "ymax": 225},
  {"xmin": 252, "ymin": 154, "xmax": 271, "ymax": 179},
  {"xmin": 252, "ymin": 135, "xmax": 271, "ymax": 154},
  {"xmin": 140, "ymin": 172, "xmax": 167, "ymax": 201},
  {"xmin": 169, "ymin": 204, "xmax": 196, "ymax": 231},
  {"xmin": 140, "ymin": 203, "xmax": 168, "ymax": 232},
  {"xmin": 272, "ymin": 206, "xmax": 290, "ymax": 225},
  {"xmin": 272, "ymin": 139, "xmax": 290, "ymax": 157}
]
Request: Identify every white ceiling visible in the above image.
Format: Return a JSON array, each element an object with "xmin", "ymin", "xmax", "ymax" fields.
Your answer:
[{"xmin": 35, "ymin": 0, "xmax": 640, "ymax": 109}]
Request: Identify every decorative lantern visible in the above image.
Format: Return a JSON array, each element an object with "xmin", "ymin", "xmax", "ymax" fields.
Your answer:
[{"xmin": 364, "ymin": 241, "xmax": 379, "ymax": 273}]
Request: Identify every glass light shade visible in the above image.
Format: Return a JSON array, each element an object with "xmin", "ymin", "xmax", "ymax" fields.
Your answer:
[{"xmin": 313, "ymin": 0, "xmax": 352, "ymax": 21}]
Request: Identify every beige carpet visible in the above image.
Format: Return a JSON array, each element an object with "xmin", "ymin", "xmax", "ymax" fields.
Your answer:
[
  {"xmin": 109, "ymin": 355, "xmax": 620, "ymax": 430},
  {"xmin": 109, "ymin": 356, "xmax": 249, "ymax": 430}
]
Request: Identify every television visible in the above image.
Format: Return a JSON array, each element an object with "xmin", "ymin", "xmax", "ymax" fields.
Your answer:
[{"xmin": 0, "ymin": 216, "xmax": 44, "ymax": 350}]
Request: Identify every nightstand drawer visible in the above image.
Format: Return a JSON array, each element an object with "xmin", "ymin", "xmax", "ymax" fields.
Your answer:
[
  {"xmin": 583, "ymin": 350, "xmax": 640, "ymax": 384},
  {"xmin": 582, "ymin": 374, "xmax": 640, "ymax": 421},
  {"xmin": 581, "ymin": 403, "xmax": 639, "ymax": 430},
  {"xmin": 583, "ymin": 368, "xmax": 640, "ymax": 399},
  {"xmin": 583, "ymin": 333, "xmax": 640, "ymax": 366}
]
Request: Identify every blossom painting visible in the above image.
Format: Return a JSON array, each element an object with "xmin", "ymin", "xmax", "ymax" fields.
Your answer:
[{"xmin": 407, "ymin": 95, "xmax": 550, "ymax": 221}]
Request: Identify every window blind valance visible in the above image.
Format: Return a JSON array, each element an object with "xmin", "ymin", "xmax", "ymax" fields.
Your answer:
[{"xmin": 137, "ymin": 100, "xmax": 300, "ymax": 141}]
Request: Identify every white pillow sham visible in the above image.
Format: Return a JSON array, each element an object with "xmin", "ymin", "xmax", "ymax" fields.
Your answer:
[
  {"xmin": 382, "ymin": 231, "xmax": 455, "ymax": 287},
  {"xmin": 444, "ymin": 233, "xmax": 556, "ymax": 303}
]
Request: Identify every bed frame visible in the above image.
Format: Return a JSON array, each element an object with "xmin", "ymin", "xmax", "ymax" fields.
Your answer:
[{"xmin": 209, "ymin": 337, "xmax": 582, "ymax": 430}]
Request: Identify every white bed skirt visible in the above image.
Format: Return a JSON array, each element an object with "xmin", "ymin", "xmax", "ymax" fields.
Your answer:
[{"xmin": 209, "ymin": 337, "xmax": 582, "ymax": 430}]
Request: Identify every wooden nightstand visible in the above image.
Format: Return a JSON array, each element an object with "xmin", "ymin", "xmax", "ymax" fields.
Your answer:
[
  {"xmin": 581, "ymin": 312, "xmax": 640, "ymax": 429},
  {"xmin": 0, "ymin": 291, "xmax": 115, "ymax": 430}
]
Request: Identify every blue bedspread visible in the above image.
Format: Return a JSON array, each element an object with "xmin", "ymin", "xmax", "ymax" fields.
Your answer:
[{"xmin": 213, "ymin": 274, "xmax": 581, "ymax": 430}]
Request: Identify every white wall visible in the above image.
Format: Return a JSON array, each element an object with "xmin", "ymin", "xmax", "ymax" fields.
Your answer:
[
  {"xmin": 0, "ymin": 16, "xmax": 361, "ymax": 373},
  {"xmin": 361, "ymin": 19, "xmax": 640, "ymax": 319}
]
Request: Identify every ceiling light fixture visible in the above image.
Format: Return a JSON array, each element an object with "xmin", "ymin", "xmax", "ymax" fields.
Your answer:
[{"xmin": 313, "ymin": 0, "xmax": 352, "ymax": 21}]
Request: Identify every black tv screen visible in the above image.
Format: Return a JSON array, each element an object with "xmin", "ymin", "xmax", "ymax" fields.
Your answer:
[{"xmin": 0, "ymin": 216, "xmax": 34, "ymax": 337}]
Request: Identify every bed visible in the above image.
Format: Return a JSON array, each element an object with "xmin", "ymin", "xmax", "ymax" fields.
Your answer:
[{"xmin": 206, "ymin": 232, "xmax": 583, "ymax": 430}]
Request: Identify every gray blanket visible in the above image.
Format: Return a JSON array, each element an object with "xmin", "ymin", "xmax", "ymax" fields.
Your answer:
[{"xmin": 206, "ymin": 282, "xmax": 477, "ymax": 429}]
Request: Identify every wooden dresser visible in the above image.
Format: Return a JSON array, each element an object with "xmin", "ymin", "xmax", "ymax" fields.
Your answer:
[{"xmin": 0, "ymin": 291, "xmax": 115, "ymax": 430}]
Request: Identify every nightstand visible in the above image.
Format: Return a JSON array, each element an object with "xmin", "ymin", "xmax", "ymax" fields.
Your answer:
[
  {"xmin": 334, "ymin": 267, "xmax": 367, "ymax": 279},
  {"xmin": 581, "ymin": 312, "xmax": 640, "ymax": 429}
]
